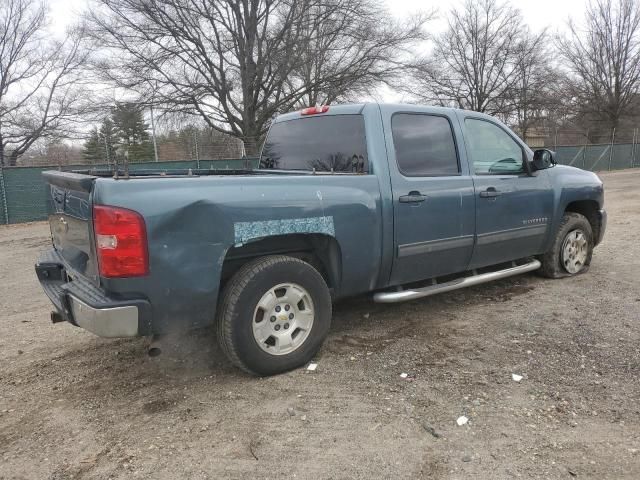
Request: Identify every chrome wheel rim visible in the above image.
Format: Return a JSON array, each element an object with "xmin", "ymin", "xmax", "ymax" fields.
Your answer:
[
  {"xmin": 561, "ymin": 229, "xmax": 588, "ymax": 274},
  {"xmin": 252, "ymin": 283, "xmax": 315, "ymax": 355}
]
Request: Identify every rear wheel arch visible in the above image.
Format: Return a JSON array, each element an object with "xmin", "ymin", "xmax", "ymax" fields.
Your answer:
[{"xmin": 219, "ymin": 233, "xmax": 342, "ymax": 295}]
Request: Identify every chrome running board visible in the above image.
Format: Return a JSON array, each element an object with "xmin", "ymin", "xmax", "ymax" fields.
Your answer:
[{"xmin": 373, "ymin": 259, "xmax": 541, "ymax": 304}]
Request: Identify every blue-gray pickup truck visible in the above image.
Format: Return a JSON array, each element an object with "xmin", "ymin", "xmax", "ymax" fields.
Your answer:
[{"xmin": 35, "ymin": 103, "xmax": 606, "ymax": 375}]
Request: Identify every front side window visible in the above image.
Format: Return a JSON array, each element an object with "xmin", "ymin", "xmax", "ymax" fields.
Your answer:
[
  {"xmin": 260, "ymin": 115, "xmax": 368, "ymax": 173},
  {"xmin": 391, "ymin": 113, "xmax": 459, "ymax": 176},
  {"xmin": 465, "ymin": 119, "xmax": 524, "ymax": 174}
]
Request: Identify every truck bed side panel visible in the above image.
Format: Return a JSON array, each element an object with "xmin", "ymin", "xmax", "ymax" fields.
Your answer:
[{"xmin": 93, "ymin": 174, "xmax": 383, "ymax": 334}]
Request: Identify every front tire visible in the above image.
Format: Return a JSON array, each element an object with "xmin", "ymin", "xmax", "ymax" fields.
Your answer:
[
  {"xmin": 216, "ymin": 255, "xmax": 332, "ymax": 376},
  {"xmin": 539, "ymin": 212, "xmax": 594, "ymax": 278}
]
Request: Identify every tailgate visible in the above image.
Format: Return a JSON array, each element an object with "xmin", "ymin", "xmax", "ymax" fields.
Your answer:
[{"xmin": 43, "ymin": 171, "xmax": 98, "ymax": 281}]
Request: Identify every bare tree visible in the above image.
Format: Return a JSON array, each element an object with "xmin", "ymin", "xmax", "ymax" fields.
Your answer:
[
  {"xmin": 292, "ymin": 0, "xmax": 431, "ymax": 107},
  {"xmin": 88, "ymin": 0, "xmax": 429, "ymax": 154},
  {"xmin": 558, "ymin": 0, "xmax": 640, "ymax": 132},
  {"xmin": 508, "ymin": 30, "xmax": 560, "ymax": 139},
  {"xmin": 0, "ymin": 0, "xmax": 93, "ymax": 166},
  {"xmin": 406, "ymin": 0, "xmax": 526, "ymax": 115}
]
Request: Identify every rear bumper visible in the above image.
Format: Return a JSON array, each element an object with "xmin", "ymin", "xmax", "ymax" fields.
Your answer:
[
  {"xmin": 67, "ymin": 296, "xmax": 139, "ymax": 337},
  {"xmin": 596, "ymin": 209, "xmax": 607, "ymax": 245},
  {"xmin": 35, "ymin": 249, "xmax": 150, "ymax": 338}
]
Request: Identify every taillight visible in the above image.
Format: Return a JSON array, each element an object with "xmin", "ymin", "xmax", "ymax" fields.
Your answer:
[
  {"xmin": 93, "ymin": 205, "xmax": 149, "ymax": 278},
  {"xmin": 301, "ymin": 105, "xmax": 329, "ymax": 115}
]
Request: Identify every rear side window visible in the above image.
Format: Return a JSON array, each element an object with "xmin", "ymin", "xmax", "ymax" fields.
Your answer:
[
  {"xmin": 392, "ymin": 114, "xmax": 459, "ymax": 176},
  {"xmin": 260, "ymin": 115, "xmax": 368, "ymax": 173}
]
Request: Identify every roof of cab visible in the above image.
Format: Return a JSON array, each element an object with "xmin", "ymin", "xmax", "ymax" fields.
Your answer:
[
  {"xmin": 273, "ymin": 102, "xmax": 489, "ymax": 124},
  {"xmin": 274, "ymin": 103, "xmax": 367, "ymax": 123}
]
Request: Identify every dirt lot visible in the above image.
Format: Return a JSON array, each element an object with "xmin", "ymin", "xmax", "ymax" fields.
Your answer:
[{"xmin": 1, "ymin": 170, "xmax": 639, "ymax": 480}]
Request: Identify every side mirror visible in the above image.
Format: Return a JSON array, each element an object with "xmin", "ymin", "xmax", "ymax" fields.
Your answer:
[{"xmin": 532, "ymin": 149, "xmax": 556, "ymax": 171}]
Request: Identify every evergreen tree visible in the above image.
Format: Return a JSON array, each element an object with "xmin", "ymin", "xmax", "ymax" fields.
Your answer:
[
  {"xmin": 83, "ymin": 127, "xmax": 102, "ymax": 164},
  {"xmin": 99, "ymin": 118, "xmax": 117, "ymax": 165},
  {"xmin": 82, "ymin": 118, "xmax": 118, "ymax": 165},
  {"xmin": 111, "ymin": 103, "xmax": 154, "ymax": 162}
]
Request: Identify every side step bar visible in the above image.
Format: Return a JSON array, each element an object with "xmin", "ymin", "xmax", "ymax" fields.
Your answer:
[{"xmin": 373, "ymin": 259, "xmax": 541, "ymax": 304}]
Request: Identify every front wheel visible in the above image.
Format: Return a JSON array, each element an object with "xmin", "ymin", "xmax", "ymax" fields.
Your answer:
[
  {"xmin": 216, "ymin": 255, "xmax": 332, "ymax": 376},
  {"xmin": 539, "ymin": 212, "xmax": 594, "ymax": 278}
]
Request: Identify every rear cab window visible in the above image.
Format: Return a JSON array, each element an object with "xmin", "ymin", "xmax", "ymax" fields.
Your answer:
[
  {"xmin": 391, "ymin": 113, "xmax": 460, "ymax": 176},
  {"xmin": 260, "ymin": 115, "xmax": 368, "ymax": 173}
]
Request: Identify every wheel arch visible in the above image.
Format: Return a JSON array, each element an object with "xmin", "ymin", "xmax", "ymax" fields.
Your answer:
[
  {"xmin": 564, "ymin": 200, "xmax": 600, "ymax": 241},
  {"xmin": 220, "ymin": 233, "xmax": 343, "ymax": 296}
]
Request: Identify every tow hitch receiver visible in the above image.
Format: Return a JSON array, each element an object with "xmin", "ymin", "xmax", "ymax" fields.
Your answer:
[{"xmin": 35, "ymin": 263, "xmax": 66, "ymax": 282}]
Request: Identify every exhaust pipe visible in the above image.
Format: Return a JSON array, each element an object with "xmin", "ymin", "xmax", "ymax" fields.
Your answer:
[{"xmin": 148, "ymin": 335, "xmax": 163, "ymax": 357}]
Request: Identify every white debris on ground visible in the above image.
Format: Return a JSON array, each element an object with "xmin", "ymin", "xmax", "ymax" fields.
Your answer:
[
  {"xmin": 306, "ymin": 363, "xmax": 317, "ymax": 371},
  {"xmin": 456, "ymin": 416, "xmax": 469, "ymax": 426},
  {"xmin": 400, "ymin": 373, "xmax": 408, "ymax": 379},
  {"xmin": 512, "ymin": 373, "xmax": 523, "ymax": 382}
]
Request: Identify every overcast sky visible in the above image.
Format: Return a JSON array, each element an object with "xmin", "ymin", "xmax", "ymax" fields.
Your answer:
[
  {"xmin": 387, "ymin": 0, "xmax": 586, "ymax": 31},
  {"xmin": 49, "ymin": 0, "xmax": 588, "ymax": 37},
  {"xmin": 45, "ymin": 0, "xmax": 589, "ymax": 105}
]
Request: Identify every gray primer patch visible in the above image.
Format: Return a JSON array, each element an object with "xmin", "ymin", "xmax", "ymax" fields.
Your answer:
[{"xmin": 234, "ymin": 216, "xmax": 335, "ymax": 245}]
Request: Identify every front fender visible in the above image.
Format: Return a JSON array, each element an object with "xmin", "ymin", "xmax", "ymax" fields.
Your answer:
[{"xmin": 544, "ymin": 165, "xmax": 604, "ymax": 249}]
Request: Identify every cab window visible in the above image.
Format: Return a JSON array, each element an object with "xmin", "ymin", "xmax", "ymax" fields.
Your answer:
[
  {"xmin": 391, "ymin": 113, "xmax": 460, "ymax": 176},
  {"xmin": 260, "ymin": 115, "xmax": 368, "ymax": 173},
  {"xmin": 464, "ymin": 119, "xmax": 524, "ymax": 175}
]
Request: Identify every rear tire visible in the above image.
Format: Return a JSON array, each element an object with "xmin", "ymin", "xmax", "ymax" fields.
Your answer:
[
  {"xmin": 216, "ymin": 255, "xmax": 332, "ymax": 376},
  {"xmin": 539, "ymin": 212, "xmax": 593, "ymax": 279}
]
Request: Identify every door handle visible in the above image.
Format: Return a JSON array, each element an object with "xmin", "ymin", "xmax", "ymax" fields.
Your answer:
[
  {"xmin": 479, "ymin": 187, "xmax": 502, "ymax": 198},
  {"xmin": 399, "ymin": 191, "xmax": 427, "ymax": 203}
]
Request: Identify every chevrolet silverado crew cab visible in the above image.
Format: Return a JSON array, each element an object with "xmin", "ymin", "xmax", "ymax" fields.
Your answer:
[{"xmin": 35, "ymin": 103, "xmax": 606, "ymax": 375}]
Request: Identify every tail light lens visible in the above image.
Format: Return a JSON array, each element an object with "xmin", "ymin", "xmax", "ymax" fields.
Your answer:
[{"xmin": 93, "ymin": 205, "xmax": 149, "ymax": 278}]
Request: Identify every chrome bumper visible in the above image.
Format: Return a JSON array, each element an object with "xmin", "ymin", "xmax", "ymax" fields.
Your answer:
[
  {"xmin": 36, "ymin": 249, "xmax": 149, "ymax": 338},
  {"xmin": 68, "ymin": 295, "xmax": 139, "ymax": 338}
]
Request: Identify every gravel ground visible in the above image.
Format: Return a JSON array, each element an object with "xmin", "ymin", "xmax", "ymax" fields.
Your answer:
[{"xmin": 1, "ymin": 169, "xmax": 639, "ymax": 480}]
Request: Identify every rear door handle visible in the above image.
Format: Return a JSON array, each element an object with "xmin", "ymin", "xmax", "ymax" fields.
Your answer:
[
  {"xmin": 479, "ymin": 187, "xmax": 502, "ymax": 198},
  {"xmin": 399, "ymin": 191, "xmax": 427, "ymax": 203}
]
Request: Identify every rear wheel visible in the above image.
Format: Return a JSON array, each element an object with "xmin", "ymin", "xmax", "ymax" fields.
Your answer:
[
  {"xmin": 539, "ymin": 212, "xmax": 594, "ymax": 278},
  {"xmin": 216, "ymin": 255, "xmax": 331, "ymax": 376}
]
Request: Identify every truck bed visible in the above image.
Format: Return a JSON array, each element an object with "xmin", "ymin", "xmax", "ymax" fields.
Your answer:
[
  {"xmin": 68, "ymin": 167, "xmax": 366, "ymax": 179},
  {"xmin": 69, "ymin": 167, "xmax": 257, "ymax": 178}
]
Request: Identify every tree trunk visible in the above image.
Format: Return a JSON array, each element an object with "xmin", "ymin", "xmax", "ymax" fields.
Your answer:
[{"xmin": 243, "ymin": 132, "xmax": 262, "ymax": 157}]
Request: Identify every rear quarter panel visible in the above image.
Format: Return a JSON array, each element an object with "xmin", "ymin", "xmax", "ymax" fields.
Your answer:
[{"xmin": 92, "ymin": 174, "xmax": 384, "ymax": 333}]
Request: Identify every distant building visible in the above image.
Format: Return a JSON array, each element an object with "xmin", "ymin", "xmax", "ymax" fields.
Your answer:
[{"xmin": 524, "ymin": 128, "xmax": 546, "ymax": 149}]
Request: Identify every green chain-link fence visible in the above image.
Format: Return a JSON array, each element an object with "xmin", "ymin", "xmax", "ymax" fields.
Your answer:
[
  {"xmin": 554, "ymin": 143, "xmax": 639, "ymax": 171},
  {"xmin": 0, "ymin": 158, "xmax": 258, "ymax": 225},
  {"xmin": 0, "ymin": 164, "xmax": 8, "ymax": 225}
]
